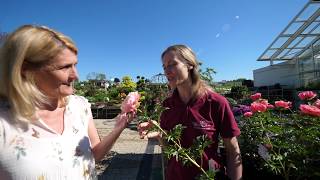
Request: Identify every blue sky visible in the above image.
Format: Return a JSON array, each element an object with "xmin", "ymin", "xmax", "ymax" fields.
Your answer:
[{"xmin": 0, "ymin": 0, "xmax": 309, "ymax": 82}]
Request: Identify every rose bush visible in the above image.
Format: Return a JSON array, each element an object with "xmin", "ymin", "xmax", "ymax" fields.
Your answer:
[{"xmin": 239, "ymin": 92, "xmax": 320, "ymax": 179}]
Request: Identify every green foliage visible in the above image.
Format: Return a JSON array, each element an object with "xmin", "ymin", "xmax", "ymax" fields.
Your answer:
[
  {"xmin": 239, "ymin": 107, "xmax": 320, "ymax": 179},
  {"xmin": 226, "ymin": 97, "xmax": 237, "ymax": 107},
  {"xmin": 196, "ymin": 169, "xmax": 216, "ymax": 180},
  {"xmin": 91, "ymin": 89, "xmax": 109, "ymax": 102},
  {"xmin": 119, "ymin": 76, "xmax": 137, "ymax": 94},
  {"xmin": 137, "ymin": 83, "xmax": 168, "ymax": 122},
  {"xmin": 297, "ymin": 81, "xmax": 320, "ymax": 91},
  {"xmin": 156, "ymin": 122, "xmax": 215, "ymax": 179},
  {"xmin": 213, "ymin": 79, "xmax": 246, "ymax": 95},
  {"xmin": 165, "ymin": 124, "xmax": 185, "ymax": 144},
  {"xmin": 136, "ymin": 76, "xmax": 148, "ymax": 91},
  {"xmin": 229, "ymin": 85, "xmax": 249, "ymax": 100},
  {"xmin": 199, "ymin": 67, "xmax": 216, "ymax": 87}
]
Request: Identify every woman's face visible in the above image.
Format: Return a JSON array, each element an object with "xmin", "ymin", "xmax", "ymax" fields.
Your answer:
[
  {"xmin": 33, "ymin": 48, "xmax": 78, "ymax": 99},
  {"xmin": 162, "ymin": 50, "xmax": 191, "ymax": 89}
]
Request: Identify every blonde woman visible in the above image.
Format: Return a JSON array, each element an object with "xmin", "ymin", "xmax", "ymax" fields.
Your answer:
[
  {"xmin": 0, "ymin": 25, "xmax": 132, "ymax": 179},
  {"xmin": 140, "ymin": 45, "xmax": 242, "ymax": 180}
]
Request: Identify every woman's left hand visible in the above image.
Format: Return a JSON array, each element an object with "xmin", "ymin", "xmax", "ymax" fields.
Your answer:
[{"xmin": 114, "ymin": 112, "xmax": 136, "ymax": 129}]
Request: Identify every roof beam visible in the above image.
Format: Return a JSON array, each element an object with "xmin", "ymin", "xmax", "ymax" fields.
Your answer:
[{"xmin": 270, "ymin": 8, "xmax": 320, "ymax": 59}]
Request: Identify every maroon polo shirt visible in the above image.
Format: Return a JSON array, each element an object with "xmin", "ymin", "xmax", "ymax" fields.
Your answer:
[{"xmin": 160, "ymin": 89, "xmax": 240, "ymax": 180}]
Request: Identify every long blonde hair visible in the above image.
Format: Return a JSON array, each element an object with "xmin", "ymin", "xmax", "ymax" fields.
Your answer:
[
  {"xmin": 161, "ymin": 44, "xmax": 210, "ymax": 98},
  {"xmin": 0, "ymin": 25, "xmax": 77, "ymax": 123}
]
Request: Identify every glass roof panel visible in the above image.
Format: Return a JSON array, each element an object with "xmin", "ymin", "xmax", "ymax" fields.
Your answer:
[
  {"xmin": 313, "ymin": 38, "xmax": 320, "ymax": 46},
  {"xmin": 288, "ymin": 36, "xmax": 304, "ymax": 48},
  {"xmin": 258, "ymin": 1, "xmax": 320, "ymax": 61},
  {"xmin": 282, "ymin": 49, "xmax": 302, "ymax": 59},
  {"xmin": 276, "ymin": 49, "xmax": 290, "ymax": 58},
  {"xmin": 296, "ymin": 3, "xmax": 320, "ymax": 21},
  {"xmin": 296, "ymin": 36, "xmax": 317, "ymax": 47},
  {"xmin": 284, "ymin": 22, "xmax": 304, "ymax": 34},
  {"xmin": 300, "ymin": 47, "xmax": 313, "ymax": 58},
  {"xmin": 271, "ymin": 37, "xmax": 289, "ymax": 48},
  {"xmin": 261, "ymin": 50, "xmax": 277, "ymax": 59},
  {"xmin": 311, "ymin": 24, "xmax": 320, "ymax": 33},
  {"xmin": 302, "ymin": 22, "xmax": 320, "ymax": 33}
]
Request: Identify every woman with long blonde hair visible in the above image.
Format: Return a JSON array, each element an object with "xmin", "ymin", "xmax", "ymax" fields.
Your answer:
[{"xmin": 0, "ymin": 25, "xmax": 133, "ymax": 179}]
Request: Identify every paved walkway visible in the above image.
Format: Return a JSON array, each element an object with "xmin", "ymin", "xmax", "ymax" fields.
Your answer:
[{"xmin": 94, "ymin": 119, "xmax": 163, "ymax": 180}]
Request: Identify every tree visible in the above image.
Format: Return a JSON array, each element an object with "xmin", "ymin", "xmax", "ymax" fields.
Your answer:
[
  {"xmin": 120, "ymin": 76, "xmax": 136, "ymax": 94},
  {"xmin": 199, "ymin": 67, "xmax": 216, "ymax": 87},
  {"xmin": 86, "ymin": 72, "xmax": 106, "ymax": 80}
]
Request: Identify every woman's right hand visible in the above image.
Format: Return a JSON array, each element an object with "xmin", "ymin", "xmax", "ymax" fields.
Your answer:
[{"xmin": 137, "ymin": 120, "xmax": 161, "ymax": 139}]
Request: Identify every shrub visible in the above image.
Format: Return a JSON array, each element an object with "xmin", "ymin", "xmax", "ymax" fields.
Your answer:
[{"xmin": 239, "ymin": 92, "xmax": 320, "ymax": 179}]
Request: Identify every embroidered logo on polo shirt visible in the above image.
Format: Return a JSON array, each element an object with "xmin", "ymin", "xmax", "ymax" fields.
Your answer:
[{"xmin": 192, "ymin": 120, "xmax": 213, "ymax": 130}]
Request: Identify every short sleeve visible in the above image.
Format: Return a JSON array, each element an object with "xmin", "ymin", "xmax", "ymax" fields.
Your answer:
[
  {"xmin": 211, "ymin": 94, "xmax": 240, "ymax": 138},
  {"xmin": 77, "ymin": 96, "xmax": 93, "ymax": 120}
]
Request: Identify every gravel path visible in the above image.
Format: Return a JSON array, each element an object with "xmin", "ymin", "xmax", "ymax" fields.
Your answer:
[{"xmin": 94, "ymin": 119, "xmax": 163, "ymax": 180}]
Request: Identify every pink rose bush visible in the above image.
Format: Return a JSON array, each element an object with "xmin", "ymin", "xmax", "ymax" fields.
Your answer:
[
  {"xmin": 239, "ymin": 91, "xmax": 320, "ymax": 179},
  {"xmin": 121, "ymin": 91, "xmax": 141, "ymax": 113},
  {"xmin": 297, "ymin": 91, "xmax": 320, "ymax": 117}
]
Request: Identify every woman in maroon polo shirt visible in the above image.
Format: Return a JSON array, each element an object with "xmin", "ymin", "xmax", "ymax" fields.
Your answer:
[{"xmin": 156, "ymin": 44, "xmax": 242, "ymax": 180}]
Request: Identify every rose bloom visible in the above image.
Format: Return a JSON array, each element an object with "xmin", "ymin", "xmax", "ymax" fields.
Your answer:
[
  {"xmin": 298, "ymin": 91, "xmax": 317, "ymax": 100},
  {"xmin": 314, "ymin": 99, "xmax": 320, "ymax": 109},
  {"xmin": 267, "ymin": 104, "xmax": 274, "ymax": 109},
  {"xmin": 250, "ymin": 102, "xmax": 267, "ymax": 113},
  {"xmin": 259, "ymin": 99, "xmax": 268, "ymax": 106},
  {"xmin": 300, "ymin": 104, "xmax": 320, "ymax": 117},
  {"xmin": 244, "ymin": 111, "xmax": 253, "ymax": 118},
  {"xmin": 275, "ymin": 100, "xmax": 291, "ymax": 109},
  {"xmin": 121, "ymin": 91, "xmax": 141, "ymax": 113},
  {"xmin": 250, "ymin": 93, "xmax": 262, "ymax": 101}
]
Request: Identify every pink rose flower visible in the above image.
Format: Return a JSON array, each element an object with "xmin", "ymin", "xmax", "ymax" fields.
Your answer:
[
  {"xmin": 259, "ymin": 99, "xmax": 268, "ymax": 106},
  {"xmin": 121, "ymin": 91, "xmax": 141, "ymax": 113},
  {"xmin": 300, "ymin": 104, "xmax": 320, "ymax": 117},
  {"xmin": 267, "ymin": 104, "xmax": 275, "ymax": 109},
  {"xmin": 250, "ymin": 93, "xmax": 262, "ymax": 101},
  {"xmin": 314, "ymin": 99, "xmax": 320, "ymax": 109},
  {"xmin": 250, "ymin": 102, "xmax": 267, "ymax": 113},
  {"xmin": 275, "ymin": 100, "xmax": 291, "ymax": 109},
  {"xmin": 244, "ymin": 111, "xmax": 253, "ymax": 118},
  {"xmin": 298, "ymin": 91, "xmax": 317, "ymax": 100}
]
